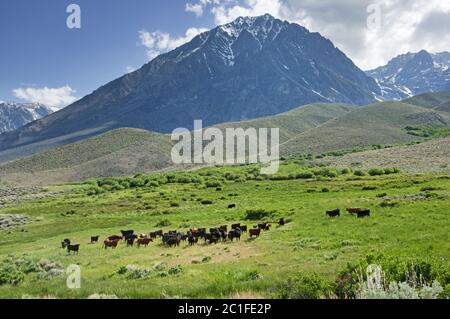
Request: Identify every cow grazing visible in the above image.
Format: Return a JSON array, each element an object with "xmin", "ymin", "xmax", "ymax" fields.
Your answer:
[
  {"xmin": 228, "ymin": 229, "xmax": 241, "ymax": 241},
  {"xmin": 249, "ymin": 228, "xmax": 261, "ymax": 238},
  {"xmin": 61, "ymin": 238, "xmax": 71, "ymax": 249},
  {"xmin": 219, "ymin": 225, "xmax": 227, "ymax": 232},
  {"xmin": 166, "ymin": 237, "xmax": 180, "ymax": 247},
  {"xmin": 67, "ymin": 244, "xmax": 80, "ymax": 254},
  {"xmin": 279, "ymin": 218, "xmax": 285, "ymax": 226},
  {"xmin": 346, "ymin": 208, "xmax": 362, "ymax": 214},
  {"xmin": 357, "ymin": 210, "xmax": 371, "ymax": 218},
  {"xmin": 126, "ymin": 238, "xmax": 135, "ymax": 247},
  {"xmin": 108, "ymin": 235, "xmax": 122, "ymax": 241},
  {"xmin": 240, "ymin": 225, "xmax": 248, "ymax": 233},
  {"xmin": 258, "ymin": 223, "xmax": 271, "ymax": 231},
  {"xmin": 103, "ymin": 239, "xmax": 119, "ymax": 249},
  {"xmin": 137, "ymin": 237, "xmax": 152, "ymax": 247},
  {"xmin": 231, "ymin": 223, "xmax": 241, "ymax": 230},
  {"xmin": 228, "ymin": 204, "xmax": 236, "ymax": 209},
  {"xmin": 139, "ymin": 233, "xmax": 148, "ymax": 239},
  {"xmin": 90, "ymin": 236, "xmax": 99, "ymax": 244},
  {"xmin": 326, "ymin": 209, "xmax": 340, "ymax": 217},
  {"xmin": 149, "ymin": 232, "xmax": 157, "ymax": 239},
  {"xmin": 188, "ymin": 236, "xmax": 198, "ymax": 246},
  {"xmin": 120, "ymin": 230, "xmax": 134, "ymax": 238}
]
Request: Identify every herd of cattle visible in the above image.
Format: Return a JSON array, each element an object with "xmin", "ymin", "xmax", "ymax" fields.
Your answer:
[
  {"xmin": 326, "ymin": 208, "xmax": 371, "ymax": 218},
  {"xmin": 61, "ymin": 208, "xmax": 371, "ymax": 254},
  {"xmin": 61, "ymin": 219, "xmax": 285, "ymax": 254}
]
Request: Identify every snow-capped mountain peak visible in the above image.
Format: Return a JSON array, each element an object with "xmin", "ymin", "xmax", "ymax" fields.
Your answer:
[
  {"xmin": 0, "ymin": 102, "xmax": 53, "ymax": 134},
  {"xmin": 367, "ymin": 50, "xmax": 450, "ymax": 99}
]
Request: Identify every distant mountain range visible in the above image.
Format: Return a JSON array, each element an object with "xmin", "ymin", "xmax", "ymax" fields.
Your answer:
[
  {"xmin": 1, "ymin": 89, "xmax": 449, "ymax": 186},
  {"xmin": 0, "ymin": 14, "xmax": 450, "ymax": 163},
  {"xmin": 367, "ymin": 50, "xmax": 450, "ymax": 99},
  {"xmin": 0, "ymin": 102, "xmax": 53, "ymax": 134}
]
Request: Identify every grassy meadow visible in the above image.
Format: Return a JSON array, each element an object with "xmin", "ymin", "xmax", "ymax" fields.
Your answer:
[{"xmin": 0, "ymin": 161, "xmax": 448, "ymax": 298}]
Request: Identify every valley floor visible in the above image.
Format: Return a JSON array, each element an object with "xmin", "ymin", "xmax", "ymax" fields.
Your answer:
[{"xmin": 0, "ymin": 164, "xmax": 448, "ymax": 298}]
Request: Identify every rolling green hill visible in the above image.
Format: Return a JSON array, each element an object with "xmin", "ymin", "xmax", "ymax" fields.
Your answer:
[
  {"xmin": 404, "ymin": 89, "xmax": 450, "ymax": 113},
  {"xmin": 1, "ymin": 98, "xmax": 449, "ymax": 186},
  {"xmin": 0, "ymin": 128, "xmax": 174, "ymax": 186},
  {"xmin": 280, "ymin": 101, "xmax": 450, "ymax": 155},
  {"xmin": 0, "ymin": 103, "xmax": 356, "ymax": 185},
  {"xmin": 319, "ymin": 137, "xmax": 450, "ymax": 173},
  {"xmin": 215, "ymin": 103, "xmax": 357, "ymax": 143}
]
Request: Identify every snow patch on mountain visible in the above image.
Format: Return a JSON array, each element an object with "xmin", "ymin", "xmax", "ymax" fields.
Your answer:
[
  {"xmin": 0, "ymin": 102, "xmax": 53, "ymax": 134},
  {"xmin": 367, "ymin": 50, "xmax": 450, "ymax": 100}
]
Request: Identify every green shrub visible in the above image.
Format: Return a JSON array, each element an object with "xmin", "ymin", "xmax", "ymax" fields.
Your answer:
[
  {"xmin": 155, "ymin": 219, "xmax": 171, "ymax": 227},
  {"xmin": 296, "ymin": 172, "xmax": 314, "ymax": 179},
  {"xmin": 368, "ymin": 168, "xmax": 385, "ymax": 176},
  {"xmin": 337, "ymin": 254, "xmax": 450, "ymax": 299},
  {"xmin": 243, "ymin": 209, "xmax": 276, "ymax": 220},
  {"xmin": 341, "ymin": 168, "xmax": 351, "ymax": 175},
  {"xmin": 354, "ymin": 170, "xmax": 366, "ymax": 176},
  {"xmin": 383, "ymin": 167, "xmax": 400, "ymax": 175},
  {"xmin": 205, "ymin": 181, "xmax": 222, "ymax": 188},
  {"xmin": 278, "ymin": 273, "xmax": 332, "ymax": 299}
]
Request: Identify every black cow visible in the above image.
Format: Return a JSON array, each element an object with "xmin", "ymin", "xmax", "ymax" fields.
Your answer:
[
  {"xmin": 126, "ymin": 238, "xmax": 135, "ymax": 247},
  {"xmin": 228, "ymin": 204, "xmax": 236, "ymax": 209},
  {"xmin": 279, "ymin": 218, "xmax": 285, "ymax": 226},
  {"xmin": 124, "ymin": 234, "xmax": 138, "ymax": 241},
  {"xmin": 67, "ymin": 244, "xmax": 80, "ymax": 254},
  {"xmin": 120, "ymin": 230, "xmax": 134, "ymax": 238},
  {"xmin": 166, "ymin": 237, "xmax": 180, "ymax": 247},
  {"xmin": 258, "ymin": 223, "xmax": 271, "ymax": 231},
  {"xmin": 326, "ymin": 209, "xmax": 340, "ymax": 217},
  {"xmin": 188, "ymin": 236, "xmax": 198, "ymax": 246},
  {"xmin": 231, "ymin": 223, "xmax": 241, "ymax": 230},
  {"xmin": 61, "ymin": 238, "xmax": 71, "ymax": 249},
  {"xmin": 228, "ymin": 229, "xmax": 241, "ymax": 241},
  {"xmin": 357, "ymin": 210, "xmax": 371, "ymax": 218},
  {"xmin": 249, "ymin": 228, "xmax": 261, "ymax": 238},
  {"xmin": 90, "ymin": 236, "xmax": 99, "ymax": 243}
]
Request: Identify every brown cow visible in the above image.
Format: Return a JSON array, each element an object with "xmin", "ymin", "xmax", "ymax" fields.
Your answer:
[
  {"xmin": 108, "ymin": 235, "xmax": 122, "ymax": 241},
  {"xmin": 103, "ymin": 239, "xmax": 119, "ymax": 249},
  {"xmin": 249, "ymin": 228, "xmax": 261, "ymax": 238},
  {"xmin": 346, "ymin": 208, "xmax": 362, "ymax": 214},
  {"xmin": 137, "ymin": 237, "xmax": 152, "ymax": 247}
]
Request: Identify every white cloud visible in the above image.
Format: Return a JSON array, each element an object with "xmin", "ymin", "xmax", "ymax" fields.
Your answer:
[
  {"xmin": 139, "ymin": 27, "xmax": 208, "ymax": 60},
  {"xmin": 13, "ymin": 85, "xmax": 77, "ymax": 109},
  {"xmin": 186, "ymin": 3, "xmax": 204, "ymax": 17},
  {"xmin": 184, "ymin": 0, "xmax": 450, "ymax": 70}
]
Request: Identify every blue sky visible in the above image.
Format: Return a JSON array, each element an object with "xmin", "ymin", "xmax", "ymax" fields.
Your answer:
[
  {"xmin": 0, "ymin": 0, "xmax": 215, "ymax": 105},
  {"xmin": 1, "ymin": 0, "xmax": 449, "ymax": 107}
]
